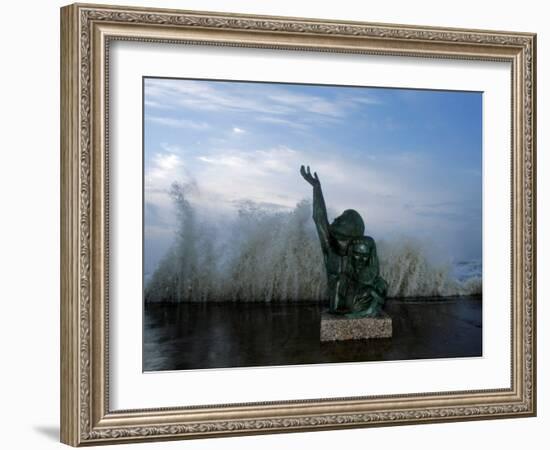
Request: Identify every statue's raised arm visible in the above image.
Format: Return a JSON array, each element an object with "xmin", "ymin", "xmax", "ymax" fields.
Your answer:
[
  {"xmin": 300, "ymin": 165, "xmax": 388, "ymax": 318},
  {"xmin": 300, "ymin": 165, "xmax": 330, "ymax": 254}
]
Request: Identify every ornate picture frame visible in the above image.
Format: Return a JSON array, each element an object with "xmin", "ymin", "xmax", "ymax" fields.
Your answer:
[{"xmin": 60, "ymin": 3, "xmax": 536, "ymax": 446}]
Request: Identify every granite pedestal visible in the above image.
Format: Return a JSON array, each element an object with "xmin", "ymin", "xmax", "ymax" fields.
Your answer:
[{"xmin": 320, "ymin": 310, "xmax": 392, "ymax": 341}]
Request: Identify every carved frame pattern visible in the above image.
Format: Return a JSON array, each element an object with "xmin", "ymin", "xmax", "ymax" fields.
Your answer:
[{"xmin": 60, "ymin": 3, "xmax": 536, "ymax": 446}]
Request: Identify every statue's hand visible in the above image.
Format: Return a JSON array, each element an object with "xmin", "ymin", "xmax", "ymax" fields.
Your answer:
[{"xmin": 300, "ymin": 165, "xmax": 321, "ymax": 187}]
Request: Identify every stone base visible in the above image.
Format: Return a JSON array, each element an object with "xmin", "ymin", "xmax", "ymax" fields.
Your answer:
[{"xmin": 320, "ymin": 311, "xmax": 392, "ymax": 341}]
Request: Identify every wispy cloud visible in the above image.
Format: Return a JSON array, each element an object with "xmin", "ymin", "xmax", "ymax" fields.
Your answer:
[
  {"xmin": 266, "ymin": 92, "xmax": 345, "ymax": 117},
  {"xmin": 146, "ymin": 115, "xmax": 210, "ymax": 130},
  {"xmin": 145, "ymin": 153, "xmax": 184, "ymax": 188},
  {"xmin": 256, "ymin": 116, "xmax": 310, "ymax": 130},
  {"xmin": 146, "ymin": 141, "xmax": 453, "ymax": 229},
  {"xmin": 144, "ymin": 78, "xmax": 382, "ymax": 127}
]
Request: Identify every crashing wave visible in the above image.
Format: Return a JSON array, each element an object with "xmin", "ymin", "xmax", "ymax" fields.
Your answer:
[{"xmin": 145, "ymin": 182, "xmax": 481, "ymax": 303}]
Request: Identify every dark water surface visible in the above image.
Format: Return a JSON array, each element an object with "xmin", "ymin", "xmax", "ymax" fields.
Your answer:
[{"xmin": 143, "ymin": 297, "xmax": 482, "ymax": 371}]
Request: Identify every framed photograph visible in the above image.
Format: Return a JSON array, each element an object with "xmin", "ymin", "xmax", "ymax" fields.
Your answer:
[{"xmin": 60, "ymin": 3, "xmax": 536, "ymax": 446}]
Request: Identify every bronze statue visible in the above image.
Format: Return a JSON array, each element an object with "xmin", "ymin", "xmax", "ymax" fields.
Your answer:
[{"xmin": 300, "ymin": 165, "xmax": 387, "ymax": 318}]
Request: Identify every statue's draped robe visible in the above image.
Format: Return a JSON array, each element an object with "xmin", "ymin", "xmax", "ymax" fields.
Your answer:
[{"xmin": 311, "ymin": 184, "xmax": 387, "ymax": 315}]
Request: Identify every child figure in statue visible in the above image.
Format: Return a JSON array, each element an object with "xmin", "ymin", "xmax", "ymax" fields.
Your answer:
[{"xmin": 300, "ymin": 165, "xmax": 388, "ymax": 318}]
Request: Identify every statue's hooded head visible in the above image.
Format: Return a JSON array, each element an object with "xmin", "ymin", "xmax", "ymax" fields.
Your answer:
[{"xmin": 329, "ymin": 209, "xmax": 365, "ymax": 240}]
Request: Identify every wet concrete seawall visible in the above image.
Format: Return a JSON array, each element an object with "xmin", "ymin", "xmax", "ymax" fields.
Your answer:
[{"xmin": 143, "ymin": 297, "xmax": 482, "ymax": 372}]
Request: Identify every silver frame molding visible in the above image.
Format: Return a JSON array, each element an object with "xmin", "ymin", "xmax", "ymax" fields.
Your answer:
[{"xmin": 60, "ymin": 3, "xmax": 536, "ymax": 446}]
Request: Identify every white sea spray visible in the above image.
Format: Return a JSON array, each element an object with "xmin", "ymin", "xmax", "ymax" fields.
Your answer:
[{"xmin": 145, "ymin": 182, "xmax": 481, "ymax": 303}]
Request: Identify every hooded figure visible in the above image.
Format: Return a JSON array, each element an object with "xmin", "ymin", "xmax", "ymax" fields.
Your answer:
[
  {"xmin": 300, "ymin": 165, "xmax": 387, "ymax": 317},
  {"xmin": 330, "ymin": 209, "xmax": 364, "ymax": 240}
]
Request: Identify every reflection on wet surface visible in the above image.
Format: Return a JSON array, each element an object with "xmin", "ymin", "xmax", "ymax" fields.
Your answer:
[{"xmin": 143, "ymin": 297, "xmax": 482, "ymax": 371}]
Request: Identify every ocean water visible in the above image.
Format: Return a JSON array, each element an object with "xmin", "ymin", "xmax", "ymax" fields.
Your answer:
[
  {"xmin": 143, "ymin": 298, "xmax": 482, "ymax": 371},
  {"xmin": 452, "ymin": 260, "xmax": 483, "ymax": 282},
  {"xmin": 145, "ymin": 189, "xmax": 482, "ymax": 303}
]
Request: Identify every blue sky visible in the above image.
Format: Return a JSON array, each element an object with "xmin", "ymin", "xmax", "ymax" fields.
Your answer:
[{"xmin": 143, "ymin": 77, "xmax": 482, "ymax": 275}]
